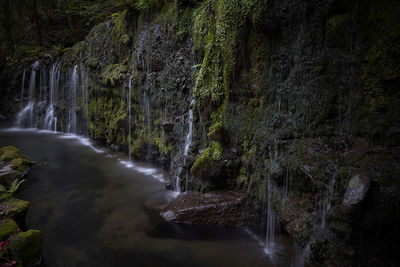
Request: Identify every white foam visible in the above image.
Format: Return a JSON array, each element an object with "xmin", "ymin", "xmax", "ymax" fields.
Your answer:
[
  {"xmin": 119, "ymin": 159, "xmax": 165, "ymax": 182},
  {"xmin": 57, "ymin": 133, "xmax": 104, "ymax": 153},
  {"xmin": 119, "ymin": 160, "xmax": 134, "ymax": 168},
  {"xmin": 1, "ymin": 127, "xmax": 38, "ymax": 132},
  {"xmin": 244, "ymin": 228, "xmax": 283, "ymax": 262}
]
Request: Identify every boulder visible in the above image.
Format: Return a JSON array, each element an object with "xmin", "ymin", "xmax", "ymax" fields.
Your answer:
[
  {"xmin": 9, "ymin": 230, "xmax": 42, "ymax": 265},
  {"xmin": 0, "ymin": 219, "xmax": 18, "ymax": 241},
  {"xmin": 160, "ymin": 191, "xmax": 260, "ymax": 227},
  {"xmin": 190, "ymin": 141, "xmax": 225, "ymax": 182},
  {"xmin": 342, "ymin": 174, "xmax": 370, "ymax": 207}
]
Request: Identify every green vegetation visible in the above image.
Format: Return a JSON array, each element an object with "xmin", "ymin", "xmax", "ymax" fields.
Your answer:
[
  {"xmin": 360, "ymin": 0, "xmax": 400, "ymax": 141},
  {"xmin": 9, "ymin": 230, "xmax": 42, "ymax": 265},
  {"xmin": 190, "ymin": 141, "xmax": 223, "ymax": 179},
  {"xmin": 0, "ymin": 219, "xmax": 18, "ymax": 241}
]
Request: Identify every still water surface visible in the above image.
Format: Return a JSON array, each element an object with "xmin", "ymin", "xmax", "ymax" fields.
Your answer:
[{"xmin": 0, "ymin": 128, "xmax": 293, "ymax": 267}]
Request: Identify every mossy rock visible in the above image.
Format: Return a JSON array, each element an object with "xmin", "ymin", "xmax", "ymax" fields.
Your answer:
[
  {"xmin": 0, "ymin": 198, "xmax": 29, "ymax": 218},
  {"xmin": 88, "ymin": 57, "xmax": 99, "ymax": 69},
  {"xmin": 207, "ymin": 122, "xmax": 229, "ymax": 142},
  {"xmin": 0, "ymin": 219, "xmax": 18, "ymax": 241},
  {"xmin": 0, "ymin": 146, "xmax": 31, "ymax": 171},
  {"xmin": 190, "ymin": 141, "xmax": 224, "ymax": 181},
  {"xmin": 9, "ymin": 230, "xmax": 42, "ymax": 265},
  {"xmin": 0, "ymin": 146, "xmax": 22, "ymax": 162}
]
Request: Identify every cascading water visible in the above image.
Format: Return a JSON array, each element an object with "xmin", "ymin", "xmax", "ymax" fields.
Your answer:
[
  {"xmin": 20, "ymin": 70, "xmax": 26, "ymax": 109},
  {"xmin": 262, "ymin": 143, "xmax": 281, "ymax": 261},
  {"xmin": 143, "ymin": 91, "xmax": 151, "ymax": 143},
  {"xmin": 128, "ymin": 75, "xmax": 133, "ymax": 162},
  {"xmin": 80, "ymin": 64, "xmax": 89, "ymax": 136},
  {"xmin": 320, "ymin": 176, "xmax": 336, "ymax": 229},
  {"xmin": 16, "ymin": 61, "xmax": 39, "ymax": 128},
  {"xmin": 68, "ymin": 65, "xmax": 78, "ymax": 134},
  {"xmin": 264, "ymin": 176, "xmax": 280, "ymax": 254},
  {"xmin": 43, "ymin": 62, "xmax": 60, "ymax": 131},
  {"xmin": 175, "ymin": 99, "xmax": 195, "ymax": 193}
]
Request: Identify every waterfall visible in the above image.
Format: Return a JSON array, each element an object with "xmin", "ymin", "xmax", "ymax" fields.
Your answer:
[
  {"xmin": 20, "ymin": 70, "xmax": 26, "ymax": 109},
  {"xmin": 320, "ymin": 176, "xmax": 336, "ymax": 229},
  {"xmin": 291, "ymin": 242, "xmax": 310, "ymax": 267},
  {"xmin": 16, "ymin": 60, "xmax": 39, "ymax": 128},
  {"xmin": 175, "ymin": 99, "xmax": 195, "ymax": 193},
  {"xmin": 39, "ymin": 66, "xmax": 47, "ymax": 103},
  {"xmin": 265, "ymin": 177, "xmax": 279, "ymax": 251},
  {"xmin": 80, "ymin": 64, "xmax": 89, "ymax": 136},
  {"xmin": 128, "ymin": 75, "xmax": 133, "ymax": 162},
  {"xmin": 43, "ymin": 62, "xmax": 60, "ymax": 131},
  {"xmin": 68, "ymin": 65, "xmax": 78, "ymax": 134},
  {"xmin": 263, "ymin": 143, "xmax": 281, "ymax": 260}
]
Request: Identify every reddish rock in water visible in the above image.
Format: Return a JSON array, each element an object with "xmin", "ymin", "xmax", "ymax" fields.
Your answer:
[{"xmin": 161, "ymin": 191, "xmax": 260, "ymax": 228}]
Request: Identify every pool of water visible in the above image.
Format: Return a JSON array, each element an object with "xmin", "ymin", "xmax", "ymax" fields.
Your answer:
[{"xmin": 0, "ymin": 128, "xmax": 294, "ymax": 267}]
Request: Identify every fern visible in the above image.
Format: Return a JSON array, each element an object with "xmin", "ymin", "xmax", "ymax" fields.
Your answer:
[{"xmin": 8, "ymin": 178, "xmax": 26, "ymax": 195}]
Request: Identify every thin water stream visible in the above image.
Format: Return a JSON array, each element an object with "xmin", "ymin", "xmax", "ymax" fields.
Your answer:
[{"xmin": 0, "ymin": 128, "xmax": 293, "ymax": 267}]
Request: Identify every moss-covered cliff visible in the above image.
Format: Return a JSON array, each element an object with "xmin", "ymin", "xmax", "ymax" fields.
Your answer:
[{"xmin": 0, "ymin": 0, "xmax": 399, "ymax": 265}]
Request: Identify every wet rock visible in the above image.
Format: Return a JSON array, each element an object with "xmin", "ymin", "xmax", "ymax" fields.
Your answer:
[
  {"xmin": 0, "ymin": 199, "xmax": 29, "ymax": 218},
  {"xmin": 0, "ymin": 147, "xmax": 31, "ymax": 188},
  {"xmin": 165, "ymin": 182, "xmax": 173, "ymax": 190},
  {"xmin": 190, "ymin": 141, "xmax": 225, "ymax": 183},
  {"xmin": 162, "ymin": 121, "xmax": 174, "ymax": 133},
  {"xmin": 160, "ymin": 191, "xmax": 260, "ymax": 227},
  {"xmin": 110, "ymin": 144, "xmax": 120, "ymax": 151},
  {"xmin": 342, "ymin": 174, "xmax": 370, "ymax": 207},
  {"xmin": 9, "ymin": 230, "xmax": 42, "ymax": 265}
]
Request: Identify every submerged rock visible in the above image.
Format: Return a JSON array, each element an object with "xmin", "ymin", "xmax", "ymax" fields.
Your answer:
[
  {"xmin": 160, "ymin": 191, "xmax": 260, "ymax": 228},
  {"xmin": 342, "ymin": 174, "xmax": 370, "ymax": 207}
]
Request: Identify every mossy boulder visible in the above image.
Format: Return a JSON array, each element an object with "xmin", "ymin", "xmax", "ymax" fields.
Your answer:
[
  {"xmin": 0, "ymin": 147, "xmax": 25, "ymax": 162},
  {"xmin": 0, "ymin": 146, "xmax": 31, "ymax": 188},
  {"xmin": 0, "ymin": 219, "xmax": 18, "ymax": 241},
  {"xmin": 190, "ymin": 141, "xmax": 224, "ymax": 182},
  {"xmin": 9, "ymin": 230, "xmax": 42, "ymax": 265}
]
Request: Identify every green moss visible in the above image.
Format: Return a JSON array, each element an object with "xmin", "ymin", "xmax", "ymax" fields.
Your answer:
[
  {"xmin": 0, "ymin": 146, "xmax": 21, "ymax": 162},
  {"xmin": 71, "ymin": 41, "xmax": 84, "ymax": 61},
  {"xmin": 0, "ymin": 219, "xmax": 18, "ymax": 241},
  {"xmin": 236, "ymin": 165, "xmax": 248, "ymax": 187},
  {"xmin": 2, "ymin": 199, "xmax": 29, "ymax": 217},
  {"xmin": 192, "ymin": 0, "xmax": 269, "ymax": 109},
  {"xmin": 0, "ymin": 147, "xmax": 31, "ymax": 173},
  {"xmin": 242, "ymin": 140, "xmax": 256, "ymax": 161},
  {"xmin": 359, "ymin": 0, "xmax": 400, "ymax": 141},
  {"xmin": 101, "ymin": 64, "xmax": 129, "ymax": 87},
  {"xmin": 88, "ymin": 57, "xmax": 99, "ymax": 69},
  {"xmin": 190, "ymin": 141, "xmax": 223, "ymax": 177},
  {"xmin": 9, "ymin": 230, "xmax": 42, "ymax": 265},
  {"xmin": 88, "ymin": 96, "xmax": 128, "ymax": 145},
  {"xmin": 111, "ymin": 9, "xmax": 130, "ymax": 44}
]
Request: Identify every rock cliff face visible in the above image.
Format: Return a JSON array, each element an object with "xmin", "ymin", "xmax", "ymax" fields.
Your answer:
[{"xmin": 1, "ymin": 0, "xmax": 399, "ymax": 265}]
